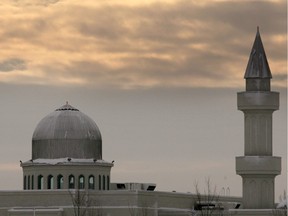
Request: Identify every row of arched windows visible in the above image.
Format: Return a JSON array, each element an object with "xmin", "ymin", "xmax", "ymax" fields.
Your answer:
[{"xmin": 24, "ymin": 174, "xmax": 110, "ymax": 190}]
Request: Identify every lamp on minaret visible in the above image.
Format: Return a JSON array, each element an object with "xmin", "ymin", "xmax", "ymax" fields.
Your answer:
[{"xmin": 236, "ymin": 27, "xmax": 281, "ymax": 209}]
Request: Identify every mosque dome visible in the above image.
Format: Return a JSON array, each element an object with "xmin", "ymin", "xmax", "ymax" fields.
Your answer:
[{"xmin": 32, "ymin": 103, "xmax": 102, "ymax": 160}]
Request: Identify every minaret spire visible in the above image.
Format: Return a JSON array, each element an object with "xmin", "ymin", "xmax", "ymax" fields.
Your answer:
[
  {"xmin": 244, "ymin": 26, "xmax": 272, "ymax": 79},
  {"xmin": 244, "ymin": 27, "xmax": 272, "ymax": 91}
]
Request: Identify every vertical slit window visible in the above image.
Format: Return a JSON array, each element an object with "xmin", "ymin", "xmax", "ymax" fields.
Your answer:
[
  {"xmin": 99, "ymin": 175, "xmax": 101, "ymax": 190},
  {"xmin": 107, "ymin": 176, "xmax": 110, "ymax": 190},
  {"xmin": 31, "ymin": 175, "xmax": 34, "ymax": 190},
  {"xmin": 38, "ymin": 175, "xmax": 43, "ymax": 190},
  {"xmin": 103, "ymin": 175, "xmax": 105, "ymax": 190},
  {"xmin": 24, "ymin": 176, "xmax": 27, "ymax": 190},
  {"xmin": 28, "ymin": 176, "xmax": 30, "ymax": 190}
]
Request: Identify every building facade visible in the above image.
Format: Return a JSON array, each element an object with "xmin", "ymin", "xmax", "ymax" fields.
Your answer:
[{"xmin": 1, "ymin": 102, "xmax": 241, "ymax": 216}]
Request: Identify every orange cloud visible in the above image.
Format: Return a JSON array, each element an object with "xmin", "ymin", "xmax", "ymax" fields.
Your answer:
[{"xmin": 0, "ymin": 0, "xmax": 286, "ymax": 89}]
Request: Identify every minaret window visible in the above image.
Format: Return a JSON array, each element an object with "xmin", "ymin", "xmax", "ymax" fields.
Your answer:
[
  {"xmin": 47, "ymin": 175, "xmax": 54, "ymax": 189},
  {"xmin": 78, "ymin": 175, "xmax": 85, "ymax": 189},
  {"xmin": 57, "ymin": 175, "xmax": 64, "ymax": 189},
  {"xmin": 68, "ymin": 175, "xmax": 75, "ymax": 189},
  {"xmin": 38, "ymin": 175, "xmax": 43, "ymax": 190},
  {"xmin": 107, "ymin": 176, "xmax": 110, "ymax": 190},
  {"xmin": 88, "ymin": 175, "xmax": 95, "ymax": 189}
]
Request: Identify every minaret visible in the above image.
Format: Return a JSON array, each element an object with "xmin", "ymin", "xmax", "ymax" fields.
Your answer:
[{"xmin": 236, "ymin": 28, "xmax": 281, "ymax": 209}]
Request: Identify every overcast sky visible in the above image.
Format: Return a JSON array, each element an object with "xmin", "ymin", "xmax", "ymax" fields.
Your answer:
[{"xmin": 0, "ymin": 0, "xmax": 286, "ymax": 199}]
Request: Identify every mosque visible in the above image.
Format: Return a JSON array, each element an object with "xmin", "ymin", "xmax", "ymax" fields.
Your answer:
[{"xmin": 0, "ymin": 29, "xmax": 284, "ymax": 216}]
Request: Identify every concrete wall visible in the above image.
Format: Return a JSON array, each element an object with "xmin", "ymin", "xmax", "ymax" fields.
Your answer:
[
  {"xmin": 0, "ymin": 190, "xmax": 242, "ymax": 216},
  {"xmin": 229, "ymin": 209, "xmax": 285, "ymax": 215},
  {"xmin": 8, "ymin": 208, "xmax": 63, "ymax": 216}
]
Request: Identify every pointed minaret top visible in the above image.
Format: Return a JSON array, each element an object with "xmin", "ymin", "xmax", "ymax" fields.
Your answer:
[{"xmin": 244, "ymin": 27, "xmax": 272, "ymax": 79}]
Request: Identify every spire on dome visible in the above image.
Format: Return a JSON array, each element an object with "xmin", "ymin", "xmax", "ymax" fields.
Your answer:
[
  {"xmin": 244, "ymin": 27, "xmax": 272, "ymax": 79},
  {"xmin": 55, "ymin": 103, "xmax": 79, "ymax": 111}
]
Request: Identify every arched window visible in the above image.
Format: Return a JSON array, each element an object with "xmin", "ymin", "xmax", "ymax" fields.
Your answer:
[
  {"xmin": 24, "ymin": 176, "xmax": 27, "ymax": 190},
  {"xmin": 57, "ymin": 175, "xmax": 64, "ymax": 189},
  {"xmin": 103, "ymin": 175, "xmax": 105, "ymax": 190},
  {"xmin": 68, "ymin": 175, "xmax": 75, "ymax": 189},
  {"xmin": 88, "ymin": 175, "xmax": 95, "ymax": 189},
  {"xmin": 47, "ymin": 175, "xmax": 54, "ymax": 189},
  {"xmin": 38, "ymin": 175, "xmax": 43, "ymax": 190},
  {"xmin": 78, "ymin": 175, "xmax": 85, "ymax": 189},
  {"xmin": 31, "ymin": 175, "xmax": 34, "ymax": 190},
  {"xmin": 28, "ymin": 175, "xmax": 30, "ymax": 190},
  {"xmin": 99, "ymin": 175, "xmax": 101, "ymax": 190},
  {"xmin": 107, "ymin": 176, "xmax": 110, "ymax": 190}
]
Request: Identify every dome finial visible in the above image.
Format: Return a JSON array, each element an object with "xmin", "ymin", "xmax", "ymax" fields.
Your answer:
[{"xmin": 56, "ymin": 103, "xmax": 79, "ymax": 111}]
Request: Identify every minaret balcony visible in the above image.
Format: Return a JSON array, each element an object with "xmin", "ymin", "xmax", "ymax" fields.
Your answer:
[
  {"xmin": 237, "ymin": 91, "xmax": 279, "ymax": 110},
  {"xmin": 236, "ymin": 156, "xmax": 281, "ymax": 175}
]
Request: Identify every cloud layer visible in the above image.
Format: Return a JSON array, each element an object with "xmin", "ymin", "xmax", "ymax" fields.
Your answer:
[{"xmin": 0, "ymin": 0, "xmax": 286, "ymax": 89}]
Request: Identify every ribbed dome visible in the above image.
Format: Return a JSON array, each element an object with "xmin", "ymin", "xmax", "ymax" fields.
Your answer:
[{"xmin": 32, "ymin": 103, "xmax": 102, "ymax": 160}]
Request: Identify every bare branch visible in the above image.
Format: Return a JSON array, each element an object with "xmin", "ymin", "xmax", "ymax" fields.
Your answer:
[{"xmin": 193, "ymin": 178, "xmax": 223, "ymax": 216}]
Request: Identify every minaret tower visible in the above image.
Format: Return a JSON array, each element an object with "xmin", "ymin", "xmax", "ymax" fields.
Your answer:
[{"xmin": 236, "ymin": 28, "xmax": 281, "ymax": 209}]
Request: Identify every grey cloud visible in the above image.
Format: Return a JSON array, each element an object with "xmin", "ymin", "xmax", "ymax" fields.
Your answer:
[
  {"xmin": 1, "ymin": 17, "xmax": 50, "ymax": 42},
  {"xmin": 38, "ymin": 61, "xmax": 114, "ymax": 86},
  {"xmin": 131, "ymin": 1, "xmax": 286, "ymax": 52},
  {"xmin": 0, "ymin": 58, "xmax": 26, "ymax": 72},
  {"xmin": 2, "ymin": 0, "xmax": 285, "ymax": 54},
  {"xmin": 273, "ymin": 73, "xmax": 287, "ymax": 81},
  {"xmin": 115, "ymin": 54, "xmax": 228, "ymax": 84},
  {"xmin": 43, "ymin": 52, "xmax": 230, "ymax": 88},
  {"xmin": 65, "ymin": 1, "xmax": 286, "ymax": 59},
  {"xmin": 74, "ymin": 8, "xmax": 128, "ymax": 40}
]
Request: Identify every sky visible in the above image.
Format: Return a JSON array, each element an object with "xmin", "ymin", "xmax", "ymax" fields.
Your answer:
[{"xmin": 0, "ymin": 0, "xmax": 286, "ymax": 200}]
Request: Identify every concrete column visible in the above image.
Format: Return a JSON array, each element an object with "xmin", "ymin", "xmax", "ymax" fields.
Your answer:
[
  {"xmin": 244, "ymin": 111, "xmax": 273, "ymax": 156},
  {"xmin": 236, "ymin": 156, "xmax": 281, "ymax": 208},
  {"xmin": 236, "ymin": 91, "xmax": 281, "ymax": 209}
]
